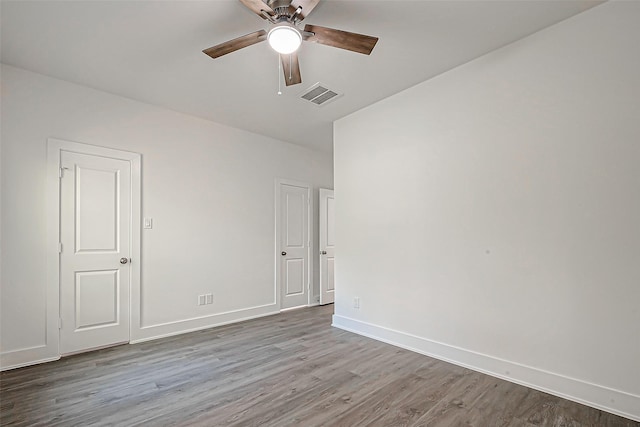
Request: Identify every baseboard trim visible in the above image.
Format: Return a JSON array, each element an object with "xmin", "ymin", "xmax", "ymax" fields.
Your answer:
[
  {"xmin": 1, "ymin": 346, "xmax": 60, "ymax": 372},
  {"xmin": 281, "ymin": 302, "xmax": 320, "ymax": 312},
  {"xmin": 131, "ymin": 304, "xmax": 279, "ymax": 344},
  {"xmin": 332, "ymin": 314, "xmax": 640, "ymax": 423}
]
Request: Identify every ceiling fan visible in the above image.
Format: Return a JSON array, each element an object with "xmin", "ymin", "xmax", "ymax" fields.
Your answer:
[{"xmin": 203, "ymin": 0, "xmax": 379, "ymax": 87}]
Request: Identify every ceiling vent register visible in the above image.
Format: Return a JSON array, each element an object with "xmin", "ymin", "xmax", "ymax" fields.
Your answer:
[{"xmin": 300, "ymin": 83, "xmax": 342, "ymax": 106}]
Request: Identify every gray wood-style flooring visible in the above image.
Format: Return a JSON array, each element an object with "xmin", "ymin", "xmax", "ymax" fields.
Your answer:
[{"xmin": 1, "ymin": 305, "xmax": 637, "ymax": 426}]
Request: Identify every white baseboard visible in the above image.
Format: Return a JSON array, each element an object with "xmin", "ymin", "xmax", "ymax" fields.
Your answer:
[
  {"xmin": 131, "ymin": 303, "xmax": 279, "ymax": 344},
  {"xmin": 332, "ymin": 314, "xmax": 640, "ymax": 423},
  {"xmin": 279, "ymin": 301, "xmax": 322, "ymax": 312},
  {"xmin": 1, "ymin": 345, "xmax": 60, "ymax": 372}
]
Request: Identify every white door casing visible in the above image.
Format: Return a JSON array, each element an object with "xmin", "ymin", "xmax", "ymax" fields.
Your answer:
[
  {"xmin": 276, "ymin": 180, "xmax": 311, "ymax": 310},
  {"xmin": 319, "ymin": 188, "xmax": 335, "ymax": 305},
  {"xmin": 59, "ymin": 151, "xmax": 131, "ymax": 354}
]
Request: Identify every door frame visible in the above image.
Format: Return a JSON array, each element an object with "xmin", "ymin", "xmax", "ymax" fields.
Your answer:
[
  {"xmin": 46, "ymin": 138, "xmax": 141, "ymax": 356},
  {"xmin": 274, "ymin": 178, "xmax": 313, "ymax": 310}
]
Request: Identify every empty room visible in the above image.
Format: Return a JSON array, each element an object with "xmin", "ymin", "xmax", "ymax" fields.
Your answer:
[{"xmin": 1, "ymin": 0, "xmax": 639, "ymax": 425}]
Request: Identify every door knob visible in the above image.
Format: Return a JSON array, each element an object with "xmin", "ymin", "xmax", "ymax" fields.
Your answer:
[
  {"xmin": 281, "ymin": 251, "xmax": 287, "ymax": 256},
  {"xmin": 321, "ymin": 251, "xmax": 327, "ymax": 255},
  {"xmin": 120, "ymin": 257, "xmax": 129, "ymax": 264}
]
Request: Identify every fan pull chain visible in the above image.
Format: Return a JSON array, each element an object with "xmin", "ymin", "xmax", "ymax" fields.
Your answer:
[
  {"xmin": 289, "ymin": 54, "xmax": 292, "ymax": 80},
  {"xmin": 277, "ymin": 54, "xmax": 282, "ymax": 95}
]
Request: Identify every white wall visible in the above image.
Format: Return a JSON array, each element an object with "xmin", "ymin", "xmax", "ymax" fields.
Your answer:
[
  {"xmin": 333, "ymin": 1, "xmax": 640, "ymax": 421},
  {"xmin": 0, "ymin": 64, "xmax": 333, "ymax": 368}
]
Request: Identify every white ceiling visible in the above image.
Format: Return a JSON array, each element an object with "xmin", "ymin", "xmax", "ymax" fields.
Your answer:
[{"xmin": 1, "ymin": 0, "xmax": 603, "ymax": 153}]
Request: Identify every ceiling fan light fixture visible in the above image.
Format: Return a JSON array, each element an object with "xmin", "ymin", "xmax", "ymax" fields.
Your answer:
[{"xmin": 267, "ymin": 25, "xmax": 302, "ymax": 54}]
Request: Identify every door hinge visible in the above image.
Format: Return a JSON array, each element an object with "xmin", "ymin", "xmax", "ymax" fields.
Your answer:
[
  {"xmin": 59, "ymin": 166, "xmax": 70, "ymax": 178},
  {"xmin": 58, "ymin": 318, "xmax": 62, "ymax": 329},
  {"xmin": 58, "ymin": 242, "xmax": 63, "ymax": 253}
]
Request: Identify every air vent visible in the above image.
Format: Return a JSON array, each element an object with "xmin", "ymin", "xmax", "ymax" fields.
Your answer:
[{"xmin": 300, "ymin": 83, "xmax": 342, "ymax": 106}]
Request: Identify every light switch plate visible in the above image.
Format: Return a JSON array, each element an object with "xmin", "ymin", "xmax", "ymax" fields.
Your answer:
[{"xmin": 144, "ymin": 217, "xmax": 153, "ymax": 229}]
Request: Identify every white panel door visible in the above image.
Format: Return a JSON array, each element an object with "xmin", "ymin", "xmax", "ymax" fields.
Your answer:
[
  {"xmin": 59, "ymin": 151, "xmax": 131, "ymax": 354},
  {"xmin": 319, "ymin": 188, "xmax": 335, "ymax": 305},
  {"xmin": 279, "ymin": 182, "xmax": 310, "ymax": 309}
]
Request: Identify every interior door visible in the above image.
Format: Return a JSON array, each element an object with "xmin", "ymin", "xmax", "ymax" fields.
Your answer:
[
  {"xmin": 59, "ymin": 150, "xmax": 131, "ymax": 355},
  {"xmin": 278, "ymin": 182, "xmax": 310, "ymax": 310},
  {"xmin": 319, "ymin": 188, "xmax": 335, "ymax": 305}
]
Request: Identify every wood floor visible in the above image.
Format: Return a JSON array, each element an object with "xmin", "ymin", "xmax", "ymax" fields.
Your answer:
[{"xmin": 1, "ymin": 305, "xmax": 637, "ymax": 427}]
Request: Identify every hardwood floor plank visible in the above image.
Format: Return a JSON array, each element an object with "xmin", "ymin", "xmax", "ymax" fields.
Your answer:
[{"xmin": 1, "ymin": 305, "xmax": 637, "ymax": 426}]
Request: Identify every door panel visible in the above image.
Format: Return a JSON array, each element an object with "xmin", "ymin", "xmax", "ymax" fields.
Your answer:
[
  {"xmin": 60, "ymin": 151, "xmax": 131, "ymax": 354},
  {"xmin": 76, "ymin": 167, "xmax": 120, "ymax": 252},
  {"xmin": 279, "ymin": 182, "xmax": 310, "ymax": 309},
  {"xmin": 75, "ymin": 270, "xmax": 119, "ymax": 329},
  {"xmin": 285, "ymin": 258, "xmax": 305, "ymax": 295},
  {"xmin": 286, "ymin": 192, "xmax": 305, "ymax": 247},
  {"xmin": 319, "ymin": 188, "xmax": 335, "ymax": 305}
]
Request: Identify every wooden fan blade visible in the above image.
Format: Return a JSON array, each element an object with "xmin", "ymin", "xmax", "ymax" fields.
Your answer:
[
  {"xmin": 289, "ymin": 0, "xmax": 321, "ymax": 21},
  {"xmin": 281, "ymin": 53, "xmax": 302, "ymax": 86},
  {"xmin": 304, "ymin": 24, "xmax": 378, "ymax": 55},
  {"xmin": 203, "ymin": 30, "xmax": 267, "ymax": 59},
  {"xmin": 239, "ymin": 0, "xmax": 274, "ymax": 19}
]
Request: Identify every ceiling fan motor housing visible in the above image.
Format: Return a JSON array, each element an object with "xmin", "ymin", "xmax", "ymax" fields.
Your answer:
[
  {"xmin": 267, "ymin": 0, "xmax": 293, "ymax": 11},
  {"xmin": 266, "ymin": 0, "xmax": 300, "ymax": 22}
]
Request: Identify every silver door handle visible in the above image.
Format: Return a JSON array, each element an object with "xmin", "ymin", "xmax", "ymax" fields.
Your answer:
[
  {"xmin": 281, "ymin": 251, "xmax": 287, "ymax": 256},
  {"xmin": 120, "ymin": 257, "xmax": 129, "ymax": 264},
  {"xmin": 320, "ymin": 251, "xmax": 327, "ymax": 255}
]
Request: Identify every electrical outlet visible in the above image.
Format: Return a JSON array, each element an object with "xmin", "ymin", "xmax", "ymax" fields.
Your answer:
[
  {"xmin": 198, "ymin": 295, "xmax": 206, "ymax": 306},
  {"xmin": 205, "ymin": 293, "xmax": 213, "ymax": 305},
  {"xmin": 353, "ymin": 297, "xmax": 360, "ymax": 309}
]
